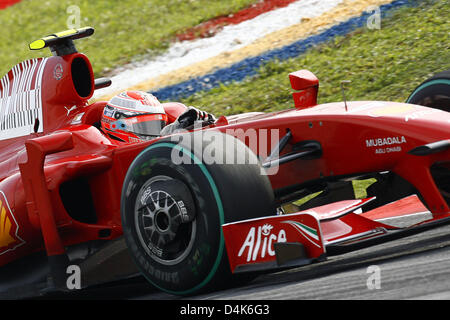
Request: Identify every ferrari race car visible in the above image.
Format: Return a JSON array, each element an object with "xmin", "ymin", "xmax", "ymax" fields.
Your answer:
[{"xmin": 0, "ymin": 27, "xmax": 448, "ymax": 298}]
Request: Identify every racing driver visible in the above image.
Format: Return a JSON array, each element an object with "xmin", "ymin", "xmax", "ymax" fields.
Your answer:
[{"xmin": 100, "ymin": 90, "xmax": 215, "ymax": 143}]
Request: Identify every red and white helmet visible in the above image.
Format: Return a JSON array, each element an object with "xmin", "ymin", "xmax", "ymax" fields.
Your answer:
[{"xmin": 101, "ymin": 91, "xmax": 168, "ymax": 143}]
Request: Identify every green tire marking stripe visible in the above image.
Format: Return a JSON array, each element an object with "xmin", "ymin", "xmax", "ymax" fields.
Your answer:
[
  {"xmin": 135, "ymin": 142, "xmax": 225, "ymax": 295},
  {"xmin": 407, "ymin": 79, "xmax": 450, "ymax": 103}
]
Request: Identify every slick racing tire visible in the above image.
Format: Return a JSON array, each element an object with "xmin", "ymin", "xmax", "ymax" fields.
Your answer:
[
  {"xmin": 407, "ymin": 69, "xmax": 450, "ymax": 112},
  {"xmin": 121, "ymin": 131, "xmax": 275, "ymax": 295}
]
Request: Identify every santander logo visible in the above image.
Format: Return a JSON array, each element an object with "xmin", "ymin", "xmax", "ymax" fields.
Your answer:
[{"xmin": 238, "ymin": 224, "xmax": 287, "ymax": 262}]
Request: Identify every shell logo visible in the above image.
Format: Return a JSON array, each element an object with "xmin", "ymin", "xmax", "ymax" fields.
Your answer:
[{"xmin": 0, "ymin": 191, "xmax": 25, "ymax": 255}]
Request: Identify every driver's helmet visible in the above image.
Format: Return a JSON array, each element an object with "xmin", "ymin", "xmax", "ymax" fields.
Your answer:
[{"xmin": 101, "ymin": 91, "xmax": 168, "ymax": 143}]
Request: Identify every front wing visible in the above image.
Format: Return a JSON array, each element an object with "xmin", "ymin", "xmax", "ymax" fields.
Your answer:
[{"xmin": 222, "ymin": 196, "xmax": 450, "ymax": 274}]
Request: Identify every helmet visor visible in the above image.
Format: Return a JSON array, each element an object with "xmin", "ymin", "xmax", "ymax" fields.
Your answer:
[{"xmin": 122, "ymin": 114, "xmax": 167, "ymax": 137}]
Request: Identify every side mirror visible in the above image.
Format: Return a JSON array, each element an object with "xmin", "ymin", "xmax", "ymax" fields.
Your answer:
[{"xmin": 289, "ymin": 70, "xmax": 319, "ymax": 109}]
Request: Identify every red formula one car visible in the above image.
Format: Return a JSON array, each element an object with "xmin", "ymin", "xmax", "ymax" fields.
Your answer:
[{"xmin": 0, "ymin": 27, "xmax": 449, "ymax": 298}]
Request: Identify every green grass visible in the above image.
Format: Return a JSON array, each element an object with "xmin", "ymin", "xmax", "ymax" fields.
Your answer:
[
  {"xmin": 183, "ymin": 0, "xmax": 450, "ymax": 115},
  {"xmin": 0, "ymin": 0, "xmax": 258, "ymax": 78}
]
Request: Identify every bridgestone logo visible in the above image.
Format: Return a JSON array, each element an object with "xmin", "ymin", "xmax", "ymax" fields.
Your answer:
[{"xmin": 365, "ymin": 136, "xmax": 407, "ymax": 147}]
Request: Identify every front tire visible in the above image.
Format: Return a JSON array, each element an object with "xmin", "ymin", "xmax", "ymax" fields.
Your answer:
[
  {"xmin": 121, "ymin": 131, "xmax": 275, "ymax": 295},
  {"xmin": 407, "ymin": 70, "xmax": 450, "ymax": 111}
]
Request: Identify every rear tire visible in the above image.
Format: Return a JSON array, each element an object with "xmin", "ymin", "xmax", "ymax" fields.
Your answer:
[
  {"xmin": 121, "ymin": 131, "xmax": 275, "ymax": 295},
  {"xmin": 407, "ymin": 70, "xmax": 450, "ymax": 111}
]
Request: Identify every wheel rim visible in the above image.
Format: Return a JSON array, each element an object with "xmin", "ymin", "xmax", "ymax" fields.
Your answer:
[{"xmin": 134, "ymin": 175, "xmax": 197, "ymax": 266}]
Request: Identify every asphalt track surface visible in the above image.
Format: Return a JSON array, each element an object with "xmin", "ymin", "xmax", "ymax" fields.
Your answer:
[{"xmin": 45, "ymin": 212, "xmax": 450, "ymax": 301}]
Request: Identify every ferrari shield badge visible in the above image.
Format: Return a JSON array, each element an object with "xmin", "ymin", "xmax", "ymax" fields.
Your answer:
[{"xmin": 0, "ymin": 191, "xmax": 25, "ymax": 255}]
